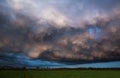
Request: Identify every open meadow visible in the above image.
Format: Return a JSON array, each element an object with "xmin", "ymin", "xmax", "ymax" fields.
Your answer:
[{"xmin": 0, "ymin": 69, "xmax": 120, "ymax": 78}]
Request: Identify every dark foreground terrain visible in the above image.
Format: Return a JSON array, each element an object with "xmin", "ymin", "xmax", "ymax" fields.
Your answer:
[{"xmin": 0, "ymin": 69, "xmax": 120, "ymax": 78}]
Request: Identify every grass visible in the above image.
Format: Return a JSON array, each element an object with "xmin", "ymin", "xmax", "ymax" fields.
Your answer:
[{"xmin": 0, "ymin": 69, "xmax": 120, "ymax": 78}]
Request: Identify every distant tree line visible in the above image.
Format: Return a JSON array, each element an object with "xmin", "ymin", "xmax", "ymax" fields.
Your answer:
[{"xmin": 0, "ymin": 66, "xmax": 120, "ymax": 70}]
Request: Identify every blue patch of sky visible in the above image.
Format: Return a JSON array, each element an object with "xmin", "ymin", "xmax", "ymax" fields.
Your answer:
[{"xmin": 88, "ymin": 26, "xmax": 101, "ymax": 39}]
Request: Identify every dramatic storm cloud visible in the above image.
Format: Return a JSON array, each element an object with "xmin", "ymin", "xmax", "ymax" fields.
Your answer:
[{"xmin": 0, "ymin": 0, "xmax": 120, "ymax": 66}]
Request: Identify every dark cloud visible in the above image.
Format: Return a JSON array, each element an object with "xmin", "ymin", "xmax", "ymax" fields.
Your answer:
[
  {"xmin": 0, "ymin": 52, "xmax": 64, "ymax": 67},
  {"xmin": 0, "ymin": 0, "xmax": 120, "ymax": 66}
]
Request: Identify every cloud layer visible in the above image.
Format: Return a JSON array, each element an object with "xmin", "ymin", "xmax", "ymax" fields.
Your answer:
[{"xmin": 0, "ymin": 0, "xmax": 120, "ymax": 65}]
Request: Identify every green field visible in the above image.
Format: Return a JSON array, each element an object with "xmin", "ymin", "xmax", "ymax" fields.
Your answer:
[{"xmin": 0, "ymin": 70, "xmax": 120, "ymax": 78}]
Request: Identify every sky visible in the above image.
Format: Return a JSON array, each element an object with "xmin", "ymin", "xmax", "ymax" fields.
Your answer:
[{"xmin": 0, "ymin": 0, "xmax": 120, "ymax": 68}]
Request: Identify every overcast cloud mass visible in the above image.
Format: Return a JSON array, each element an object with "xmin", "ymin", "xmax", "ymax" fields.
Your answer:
[{"xmin": 0, "ymin": 0, "xmax": 120, "ymax": 67}]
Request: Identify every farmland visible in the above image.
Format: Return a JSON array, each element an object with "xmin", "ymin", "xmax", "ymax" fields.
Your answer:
[{"xmin": 0, "ymin": 69, "xmax": 120, "ymax": 78}]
